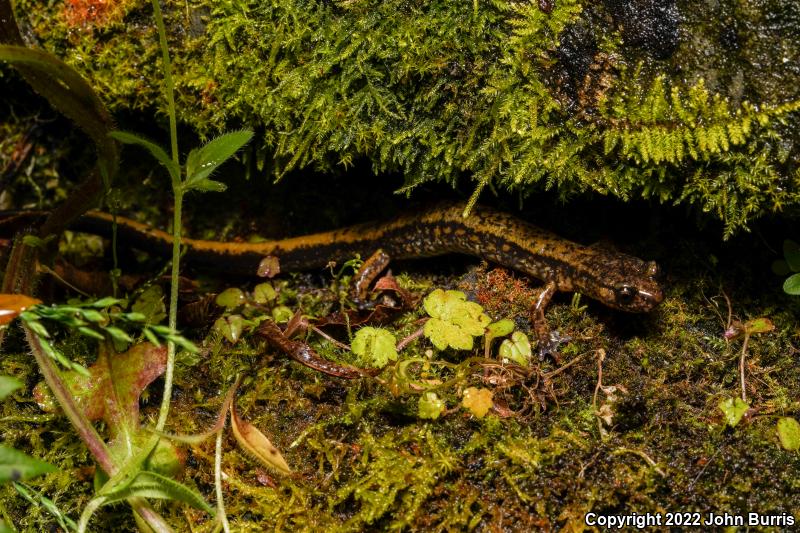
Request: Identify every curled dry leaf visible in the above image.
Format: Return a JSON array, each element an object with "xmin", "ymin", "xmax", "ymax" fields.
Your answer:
[{"xmin": 230, "ymin": 402, "xmax": 291, "ymax": 475}]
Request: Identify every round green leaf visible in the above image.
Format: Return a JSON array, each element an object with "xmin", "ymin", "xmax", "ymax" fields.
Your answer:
[
  {"xmin": 215, "ymin": 288, "xmax": 246, "ymax": 309},
  {"xmin": 418, "ymin": 392, "xmax": 445, "ymax": 420},
  {"xmin": 351, "ymin": 327, "xmax": 398, "ymax": 367},
  {"xmin": 784, "ymin": 273, "xmax": 800, "ymax": 295},
  {"xmin": 777, "ymin": 417, "xmax": 800, "ymax": 451}
]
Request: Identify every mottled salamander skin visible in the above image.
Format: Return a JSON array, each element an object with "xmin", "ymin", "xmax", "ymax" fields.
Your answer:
[{"xmin": 0, "ymin": 204, "xmax": 663, "ymax": 312}]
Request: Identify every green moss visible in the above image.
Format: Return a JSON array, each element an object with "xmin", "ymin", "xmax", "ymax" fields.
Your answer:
[{"xmin": 13, "ymin": 0, "xmax": 800, "ymax": 235}]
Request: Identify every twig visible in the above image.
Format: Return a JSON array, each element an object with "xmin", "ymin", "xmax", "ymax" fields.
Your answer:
[
  {"xmin": 740, "ymin": 332, "xmax": 750, "ymax": 402},
  {"xmin": 397, "ymin": 324, "xmax": 426, "ymax": 351},
  {"xmin": 544, "ymin": 351, "xmax": 588, "ymax": 379},
  {"xmin": 311, "ymin": 325, "xmax": 351, "ymax": 351},
  {"xmin": 612, "ymin": 447, "xmax": 666, "ymax": 477}
]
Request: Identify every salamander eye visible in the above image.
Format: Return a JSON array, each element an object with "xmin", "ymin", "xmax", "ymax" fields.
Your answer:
[
  {"xmin": 616, "ymin": 285, "xmax": 638, "ymax": 303},
  {"xmin": 646, "ymin": 261, "xmax": 660, "ymax": 278}
]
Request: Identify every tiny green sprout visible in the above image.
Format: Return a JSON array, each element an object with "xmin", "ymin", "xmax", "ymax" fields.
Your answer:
[
  {"xmin": 21, "ymin": 234, "xmax": 56, "ymax": 249},
  {"xmin": 271, "ymin": 305, "xmax": 294, "ymax": 323},
  {"xmin": 214, "ymin": 314, "xmax": 244, "ymax": 343},
  {"xmin": 351, "ymin": 327, "xmax": 398, "ymax": 368},
  {"xmin": 499, "ymin": 331, "xmax": 533, "ymax": 367},
  {"xmin": 423, "ymin": 289, "xmax": 491, "ymax": 351},
  {"xmin": 718, "ymin": 397, "xmax": 750, "ymax": 427},
  {"xmin": 484, "ymin": 319, "xmax": 515, "ymax": 357},
  {"xmin": 418, "ymin": 391, "xmax": 445, "ymax": 420},
  {"xmin": 253, "ymin": 282, "xmax": 277, "ymax": 304},
  {"xmin": 777, "ymin": 417, "xmax": 800, "ymax": 451},
  {"xmin": 215, "ymin": 288, "xmax": 246, "ymax": 309}
]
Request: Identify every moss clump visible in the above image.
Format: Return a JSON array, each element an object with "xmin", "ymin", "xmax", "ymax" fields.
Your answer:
[{"xmin": 10, "ymin": 0, "xmax": 800, "ymax": 235}]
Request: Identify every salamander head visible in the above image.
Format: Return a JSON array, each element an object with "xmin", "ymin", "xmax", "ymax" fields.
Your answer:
[{"xmin": 577, "ymin": 255, "xmax": 664, "ymax": 313}]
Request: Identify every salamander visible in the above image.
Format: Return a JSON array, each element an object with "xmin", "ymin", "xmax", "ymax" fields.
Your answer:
[
  {"xmin": 0, "ymin": 204, "xmax": 663, "ymax": 366},
  {"xmin": 0, "ymin": 203, "xmax": 664, "ymax": 312}
]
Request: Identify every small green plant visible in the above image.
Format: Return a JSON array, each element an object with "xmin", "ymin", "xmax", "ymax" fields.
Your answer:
[
  {"xmin": 108, "ymin": 0, "xmax": 253, "ymax": 438},
  {"xmin": 498, "ymin": 331, "xmax": 533, "ymax": 367},
  {"xmin": 718, "ymin": 397, "xmax": 749, "ymax": 427},
  {"xmin": 418, "ymin": 392, "xmax": 445, "ymax": 420},
  {"xmin": 351, "ymin": 327, "xmax": 399, "ymax": 368},
  {"xmin": 422, "ymin": 289, "xmax": 491, "ymax": 350}
]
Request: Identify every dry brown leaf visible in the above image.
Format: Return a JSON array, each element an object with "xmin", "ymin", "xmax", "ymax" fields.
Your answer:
[{"xmin": 230, "ymin": 402, "xmax": 291, "ymax": 475}]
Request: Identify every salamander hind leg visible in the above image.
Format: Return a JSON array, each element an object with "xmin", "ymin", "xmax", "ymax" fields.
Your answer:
[{"xmin": 530, "ymin": 280, "xmax": 567, "ymax": 361}]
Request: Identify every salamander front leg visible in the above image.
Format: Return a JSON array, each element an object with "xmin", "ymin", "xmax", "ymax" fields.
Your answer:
[
  {"xmin": 350, "ymin": 249, "xmax": 391, "ymax": 309},
  {"xmin": 531, "ymin": 280, "xmax": 561, "ymax": 360}
]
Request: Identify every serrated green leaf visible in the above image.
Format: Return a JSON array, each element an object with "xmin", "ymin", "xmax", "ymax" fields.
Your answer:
[
  {"xmin": 351, "ymin": 327, "xmax": 398, "ymax": 367},
  {"xmin": 777, "ymin": 417, "xmax": 800, "ymax": 451},
  {"xmin": 424, "ymin": 318, "xmax": 474, "ymax": 351},
  {"xmin": 784, "ymin": 273, "xmax": 800, "ymax": 295},
  {"xmin": 0, "ymin": 445, "xmax": 56, "ymax": 483},
  {"xmin": 109, "ymin": 131, "xmax": 179, "ymax": 183},
  {"xmin": 422, "ymin": 289, "xmax": 490, "ymax": 351},
  {"xmin": 115, "ymin": 471, "xmax": 214, "ymax": 512},
  {"xmin": 718, "ymin": 397, "xmax": 749, "ymax": 427},
  {"xmin": 185, "ymin": 130, "xmax": 253, "ymax": 185},
  {"xmin": 0, "ymin": 376, "xmax": 22, "ymax": 400}
]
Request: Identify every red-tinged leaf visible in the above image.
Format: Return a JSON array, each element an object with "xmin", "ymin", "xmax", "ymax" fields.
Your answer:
[
  {"xmin": 744, "ymin": 317, "xmax": 775, "ymax": 335},
  {"xmin": 0, "ymin": 294, "xmax": 41, "ymax": 325},
  {"xmin": 36, "ymin": 343, "xmax": 166, "ymax": 438},
  {"xmin": 257, "ymin": 256, "xmax": 280, "ymax": 278},
  {"xmin": 373, "ymin": 274, "xmax": 414, "ymax": 306},
  {"xmin": 230, "ymin": 402, "xmax": 291, "ymax": 475},
  {"xmin": 723, "ymin": 321, "xmax": 744, "ymax": 340}
]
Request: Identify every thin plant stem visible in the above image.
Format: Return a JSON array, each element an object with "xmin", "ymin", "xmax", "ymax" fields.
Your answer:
[
  {"xmin": 215, "ymin": 430, "xmax": 230, "ymax": 533},
  {"xmin": 740, "ymin": 333, "xmax": 750, "ymax": 402},
  {"xmin": 157, "ymin": 193, "xmax": 182, "ymax": 431},
  {"xmin": 150, "ymin": 0, "xmax": 182, "ymax": 432}
]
